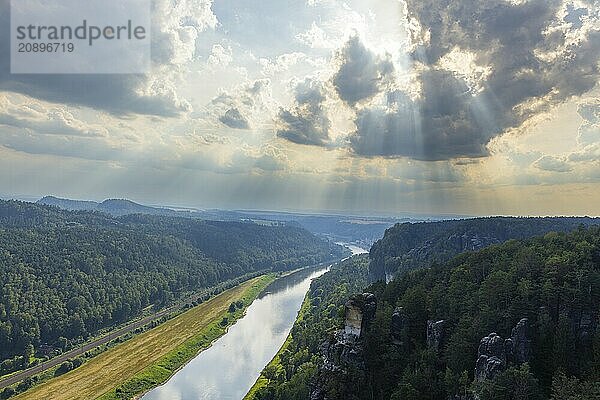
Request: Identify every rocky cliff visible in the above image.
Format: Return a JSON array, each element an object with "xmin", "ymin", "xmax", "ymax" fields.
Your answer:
[
  {"xmin": 311, "ymin": 293, "xmax": 377, "ymax": 400},
  {"xmin": 368, "ymin": 217, "xmax": 599, "ymax": 281},
  {"xmin": 474, "ymin": 318, "xmax": 532, "ymax": 397}
]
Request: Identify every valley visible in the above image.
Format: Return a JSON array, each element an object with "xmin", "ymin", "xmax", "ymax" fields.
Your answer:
[
  {"xmin": 14, "ymin": 275, "xmax": 274, "ymax": 400},
  {"xmin": 2, "ymin": 1, "xmax": 600, "ymax": 398},
  {"xmin": 0, "ymin": 200, "xmax": 599, "ymax": 400}
]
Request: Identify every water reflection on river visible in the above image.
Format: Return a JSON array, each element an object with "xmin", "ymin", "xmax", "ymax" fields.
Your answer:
[
  {"xmin": 143, "ymin": 245, "xmax": 365, "ymax": 400},
  {"xmin": 142, "ymin": 267, "xmax": 327, "ymax": 400}
]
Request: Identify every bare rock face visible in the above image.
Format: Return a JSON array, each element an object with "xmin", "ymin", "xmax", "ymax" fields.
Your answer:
[
  {"xmin": 427, "ymin": 320, "xmax": 446, "ymax": 353},
  {"xmin": 479, "ymin": 333, "xmax": 506, "ymax": 361},
  {"xmin": 475, "ymin": 353, "xmax": 505, "ymax": 382},
  {"xmin": 507, "ymin": 318, "xmax": 531, "ymax": 365},
  {"xmin": 475, "ymin": 318, "xmax": 532, "ymax": 384},
  {"xmin": 344, "ymin": 303, "xmax": 363, "ymax": 337},
  {"xmin": 475, "ymin": 333, "xmax": 506, "ymax": 382},
  {"xmin": 391, "ymin": 307, "xmax": 406, "ymax": 344},
  {"xmin": 321, "ymin": 331, "xmax": 364, "ymax": 371},
  {"xmin": 343, "ymin": 293, "xmax": 377, "ymax": 338},
  {"xmin": 311, "ymin": 293, "xmax": 377, "ymax": 400}
]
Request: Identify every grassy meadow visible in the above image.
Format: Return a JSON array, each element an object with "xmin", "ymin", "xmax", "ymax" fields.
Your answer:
[{"xmin": 15, "ymin": 274, "xmax": 275, "ymax": 400}]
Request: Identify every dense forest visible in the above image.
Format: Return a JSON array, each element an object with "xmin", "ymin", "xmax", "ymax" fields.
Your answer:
[
  {"xmin": 252, "ymin": 221, "xmax": 600, "ymax": 400},
  {"xmin": 0, "ymin": 200, "xmax": 345, "ymax": 370},
  {"xmin": 353, "ymin": 226, "xmax": 600, "ymax": 399},
  {"xmin": 370, "ymin": 217, "xmax": 599, "ymax": 280}
]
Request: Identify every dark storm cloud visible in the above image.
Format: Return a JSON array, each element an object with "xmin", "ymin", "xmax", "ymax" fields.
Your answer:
[
  {"xmin": 276, "ymin": 79, "xmax": 330, "ymax": 146},
  {"xmin": 332, "ymin": 36, "xmax": 394, "ymax": 106},
  {"xmin": 349, "ymin": 0, "xmax": 600, "ymax": 160},
  {"xmin": 350, "ymin": 71, "xmax": 500, "ymax": 160},
  {"xmin": 219, "ymin": 108, "xmax": 250, "ymax": 129},
  {"xmin": 0, "ymin": 74, "xmax": 185, "ymax": 118},
  {"xmin": 0, "ymin": 0, "xmax": 188, "ymax": 117}
]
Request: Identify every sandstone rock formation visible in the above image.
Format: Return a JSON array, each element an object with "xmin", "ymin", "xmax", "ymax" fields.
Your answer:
[
  {"xmin": 342, "ymin": 293, "xmax": 377, "ymax": 338},
  {"xmin": 390, "ymin": 307, "xmax": 406, "ymax": 344},
  {"xmin": 427, "ymin": 319, "xmax": 446, "ymax": 353},
  {"xmin": 475, "ymin": 332, "xmax": 506, "ymax": 381},
  {"xmin": 506, "ymin": 318, "xmax": 531, "ymax": 364},
  {"xmin": 475, "ymin": 318, "xmax": 531, "ymax": 383},
  {"xmin": 311, "ymin": 293, "xmax": 377, "ymax": 400}
]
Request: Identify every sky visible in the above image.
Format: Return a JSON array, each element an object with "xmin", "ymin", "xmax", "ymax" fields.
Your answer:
[{"xmin": 0, "ymin": 0, "xmax": 599, "ymax": 216}]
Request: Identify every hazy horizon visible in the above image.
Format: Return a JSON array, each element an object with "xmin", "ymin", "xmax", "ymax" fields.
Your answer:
[
  {"xmin": 3, "ymin": 192, "xmax": 600, "ymax": 220},
  {"xmin": 1, "ymin": 0, "xmax": 598, "ymax": 217}
]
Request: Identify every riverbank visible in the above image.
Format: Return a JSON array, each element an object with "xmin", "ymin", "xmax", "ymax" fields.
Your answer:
[
  {"xmin": 244, "ymin": 246, "xmax": 368, "ymax": 400},
  {"xmin": 241, "ymin": 254, "xmax": 371, "ymax": 400},
  {"xmin": 0, "ymin": 269, "xmax": 270, "ymax": 393},
  {"xmin": 243, "ymin": 293, "xmax": 312, "ymax": 400},
  {"xmin": 14, "ymin": 274, "xmax": 276, "ymax": 400}
]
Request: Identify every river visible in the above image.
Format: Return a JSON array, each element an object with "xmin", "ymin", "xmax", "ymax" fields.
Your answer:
[
  {"xmin": 142, "ymin": 267, "xmax": 328, "ymax": 400},
  {"xmin": 142, "ymin": 245, "xmax": 366, "ymax": 400}
]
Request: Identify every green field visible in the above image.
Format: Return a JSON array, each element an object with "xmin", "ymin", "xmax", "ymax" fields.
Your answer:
[{"xmin": 15, "ymin": 275, "xmax": 276, "ymax": 400}]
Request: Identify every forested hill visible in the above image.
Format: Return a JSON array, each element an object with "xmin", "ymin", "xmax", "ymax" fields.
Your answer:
[
  {"xmin": 0, "ymin": 201, "xmax": 344, "ymax": 270},
  {"xmin": 37, "ymin": 196, "xmax": 181, "ymax": 217},
  {"xmin": 370, "ymin": 217, "xmax": 599, "ymax": 280},
  {"xmin": 252, "ymin": 226, "xmax": 600, "ymax": 400},
  {"xmin": 320, "ymin": 226, "xmax": 600, "ymax": 400},
  {"xmin": 0, "ymin": 200, "xmax": 346, "ymax": 367}
]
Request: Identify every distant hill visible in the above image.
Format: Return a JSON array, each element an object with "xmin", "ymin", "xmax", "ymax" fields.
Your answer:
[
  {"xmin": 37, "ymin": 196, "xmax": 181, "ymax": 217},
  {"xmin": 96, "ymin": 199, "xmax": 181, "ymax": 217},
  {"xmin": 370, "ymin": 216, "xmax": 600, "ymax": 280},
  {"xmin": 38, "ymin": 196, "xmax": 99, "ymax": 211},
  {"xmin": 35, "ymin": 196, "xmax": 402, "ymax": 245}
]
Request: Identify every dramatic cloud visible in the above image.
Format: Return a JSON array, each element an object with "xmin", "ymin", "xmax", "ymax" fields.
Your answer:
[
  {"xmin": 1, "ymin": 0, "xmax": 599, "ymax": 215},
  {"xmin": 276, "ymin": 79, "xmax": 331, "ymax": 146},
  {"xmin": 296, "ymin": 22, "xmax": 336, "ymax": 49},
  {"xmin": 173, "ymin": 143, "xmax": 289, "ymax": 174},
  {"xmin": 0, "ymin": 0, "xmax": 217, "ymax": 116},
  {"xmin": 219, "ymin": 108, "xmax": 250, "ymax": 129},
  {"xmin": 0, "ymin": 131, "xmax": 121, "ymax": 161},
  {"xmin": 533, "ymin": 155, "xmax": 573, "ymax": 173},
  {"xmin": 152, "ymin": 0, "xmax": 217, "ymax": 65},
  {"xmin": 259, "ymin": 52, "xmax": 309, "ymax": 76},
  {"xmin": 0, "ymin": 96, "xmax": 108, "ymax": 138},
  {"xmin": 332, "ymin": 36, "xmax": 394, "ymax": 106},
  {"xmin": 568, "ymin": 143, "xmax": 600, "ymax": 163},
  {"xmin": 208, "ymin": 44, "xmax": 234, "ymax": 67},
  {"xmin": 211, "ymin": 79, "xmax": 272, "ymax": 130},
  {"xmin": 251, "ymin": 144, "xmax": 289, "ymax": 172},
  {"xmin": 348, "ymin": 0, "xmax": 600, "ymax": 160},
  {"xmin": 350, "ymin": 70, "xmax": 497, "ymax": 160}
]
